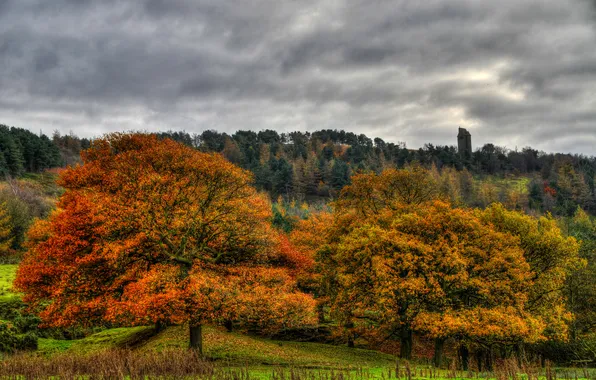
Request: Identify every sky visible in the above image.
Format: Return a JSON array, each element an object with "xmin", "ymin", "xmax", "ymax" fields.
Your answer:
[{"xmin": 1, "ymin": 0, "xmax": 596, "ymax": 155}]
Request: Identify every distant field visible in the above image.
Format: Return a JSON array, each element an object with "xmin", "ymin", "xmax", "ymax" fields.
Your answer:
[
  {"xmin": 475, "ymin": 174, "xmax": 531, "ymax": 193},
  {"xmin": 0, "ymin": 264, "xmax": 17, "ymax": 301}
]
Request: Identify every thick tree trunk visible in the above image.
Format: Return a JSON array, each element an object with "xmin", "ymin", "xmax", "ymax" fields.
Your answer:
[
  {"xmin": 459, "ymin": 345, "xmax": 469, "ymax": 371},
  {"xmin": 224, "ymin": 320, "xmax": 233, "ymax": 332},
  {"xmin": 154, "ymin": 321, "xmax": 166, "ymax": 333},
  {"xmin": 433, "ymin": 338, "xmax": 445, "ymax": 367},
  {"xmin": 399, "ymin": 326, "xmax": 413, "ymax": 359},
  {"xmin": 189, "ymin": 324, "xmax": 203, "ymax": 355}
]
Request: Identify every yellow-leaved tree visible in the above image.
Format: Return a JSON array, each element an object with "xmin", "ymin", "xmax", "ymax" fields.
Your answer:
[{"xmin": 319, "ymin": 167, "xmax": 580, "ymax": 370}]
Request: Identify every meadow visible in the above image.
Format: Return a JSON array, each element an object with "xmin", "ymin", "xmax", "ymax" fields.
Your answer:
[{"xmin": 0, "ymin": 264, "xmax": 17, "ymax": 301}]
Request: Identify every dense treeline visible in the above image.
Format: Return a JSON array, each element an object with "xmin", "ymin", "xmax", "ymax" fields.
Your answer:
[
  {"xmin": 1, "ymin": 124, "xmax": 595, "ymax": 216},
  {"xmin": 158, "ymin": 129, "xmax": 596, "ymax": 217},
  {"xmin": 0, "ymin": 125, "xmax": 61, "ymax": 177},
  {"xmin": 0, "ymin": 124, "xmax": 593, "ymax": 266},
  {"xmin": 0, "ymin": 125, "xmax": 94, "ymax": 177}
]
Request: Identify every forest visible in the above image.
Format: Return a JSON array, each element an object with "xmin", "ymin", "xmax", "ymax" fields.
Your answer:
[{"xmin": 0, "ymin": 126, "xmax": 594, "ymax": 379}]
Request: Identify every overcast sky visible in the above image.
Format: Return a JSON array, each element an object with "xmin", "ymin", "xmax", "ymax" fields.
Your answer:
[{"xmin": 1, "ymin": 0, "xmax": 596, "ymax": 154}]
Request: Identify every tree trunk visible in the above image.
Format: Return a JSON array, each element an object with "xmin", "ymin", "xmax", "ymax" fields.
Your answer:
[
  {"xmin": 459, "ymin": 345, "xmax": 469, "ymax": 371},
  {"xmin": 344, "ymin": 320, "xmax": 355, "ymax": 348},
  {"xmin": 224, "ymin": 320, "xmax": 233, "ymax": 332},
  {"xmin": 317, "ymin": 303, "xmax": 326, "ymax": 324},
  {"xmin": 485, "ymin": 347, "xmax": 493, "ymax": 372},
  {"xmin": 515, "ymin": 342, "xmax": 525, "ymax": 367},
  {"xmin": 189, "ymin": 324, "xmax": 203, "ymax": 355},
  {"xmin": 347, "ymin": 335, "xmax": 355, "ymax": 348},
  {"xmin": 475, "ymin": 350, "xmax": 484, "ymax": 372},
  {"xmin": 399, "ymin": 326, "xmax": 413, "ymax": 359},
  {"xmin": 433, "ymin": 338, "xmax": 445, "ymax": 367},
  {"xmin": 154, "ymin": 321, "xmax": 166, "ymax": 333}
]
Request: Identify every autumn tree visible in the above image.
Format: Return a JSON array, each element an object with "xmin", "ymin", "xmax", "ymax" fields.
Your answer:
[
  {"xmin": 322, "ymin": 168, "xmax": 570, "ymax": 365},
  {"xmin": 478, "ymin": 204, "xmax": 582, "ymax": 341},
  {"xmin": 289, "ymin": 210, "xmax": 334, "ymax": 322},
  {"xmin": 334, "ymin": 165, "xmax": 439, "ymax": 219},
  {"xmin": 328, "ymin": 201, "xmax": 540, "ymax": 360},
  {"xmin": 15, "ymin": 133, "xmax": 316, "ymax": 355}
]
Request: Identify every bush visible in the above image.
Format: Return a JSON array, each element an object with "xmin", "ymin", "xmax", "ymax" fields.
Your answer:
[
  {"xmin": 0, "ymin": 321, "xmax": 38, "ymax": 353},
  {"xmin": 528, "ymin": 337, "xmax": 596, "ymax": 365}
]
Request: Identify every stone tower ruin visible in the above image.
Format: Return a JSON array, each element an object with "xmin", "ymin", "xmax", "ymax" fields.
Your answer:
[{"xmin": 457, "ymin": 127, "xmax": 472, "ymax": 157}]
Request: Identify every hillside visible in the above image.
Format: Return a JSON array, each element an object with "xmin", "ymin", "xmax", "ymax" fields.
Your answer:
[{"xmin": 39, "ymin": 325, "xmax": 396, "ymax": 369}]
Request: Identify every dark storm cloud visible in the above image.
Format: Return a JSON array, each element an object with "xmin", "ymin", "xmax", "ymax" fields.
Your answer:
[{"xmin": 1, "ymin": 0, "xmax": 596, "ymax": 154}]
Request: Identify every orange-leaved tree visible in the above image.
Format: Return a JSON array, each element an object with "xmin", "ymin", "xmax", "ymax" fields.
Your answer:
[
  {"xmin": 15, "ymin": 133, "xmax": 316, "ymax": 354},
  {"xmin": 289, "ymin": 210, "xmax": 334, "ymax": 322}
]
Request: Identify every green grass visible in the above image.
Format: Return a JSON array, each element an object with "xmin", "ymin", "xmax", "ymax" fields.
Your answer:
[
  {"xmin": 475, "ymin": 175, "xmax": 531, "ymax": 194},
  {"xmin": 40, "ymin": 325, "xmax": 396, "ymax": 369},
  {"xmin": 39, "ymin": 326, "xmax": 155, "ymax": 355},
  {"xmin": 148, "ymin": 325, "xmax": 395, "ymax": 368},
  {"xmin": 0, "ymin": 264, "xmax": 17, "ymax": 301}
]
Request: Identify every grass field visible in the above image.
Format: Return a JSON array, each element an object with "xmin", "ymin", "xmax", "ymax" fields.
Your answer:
[
  {"xmin": 0, "ymin": 264, "xmax": 17, "ymax": 301},
  {"xmin": 39, "ymin": 325, "xmax": 396, "ymax": 369}
]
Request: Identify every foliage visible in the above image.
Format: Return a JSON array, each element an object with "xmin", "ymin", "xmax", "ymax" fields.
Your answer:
[
  {"xmin": 0, "ymin": 176, "xmax": 57, "ymax": 255},
  {"xmin": 550, "ymin": 207, "xmax": 596, "ymax": 363},
  {"xmin": 2, "ymin": 122, "xmax": 596, "ymax": 218},
  {"xmin": 564, "ymin": 208, "xmax": 596, "ymax": 341},
  {"xmin": 0, "ymin": 320, "xmax": 37, "ymax": 353},
  {"xmin": 0, "ymin": 124, "xmax": 593, "ymax": 366},
  {"xmin": 334, "ymin": 165, "xmax": 439, "ymax": 217},
  {"xmin": 51, "ymin": 131, "xmax": 91, "ymax": 167}
]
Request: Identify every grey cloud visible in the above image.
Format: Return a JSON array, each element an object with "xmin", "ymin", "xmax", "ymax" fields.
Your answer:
[{"xmin": 1, "ymin": 0, "xmax": 596, "ymax": 154}]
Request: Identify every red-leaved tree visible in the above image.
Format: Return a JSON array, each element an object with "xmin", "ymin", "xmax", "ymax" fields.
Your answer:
[{"xmin": 15, "ymin": 133, "xmax": 316, "ymax": 354}]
